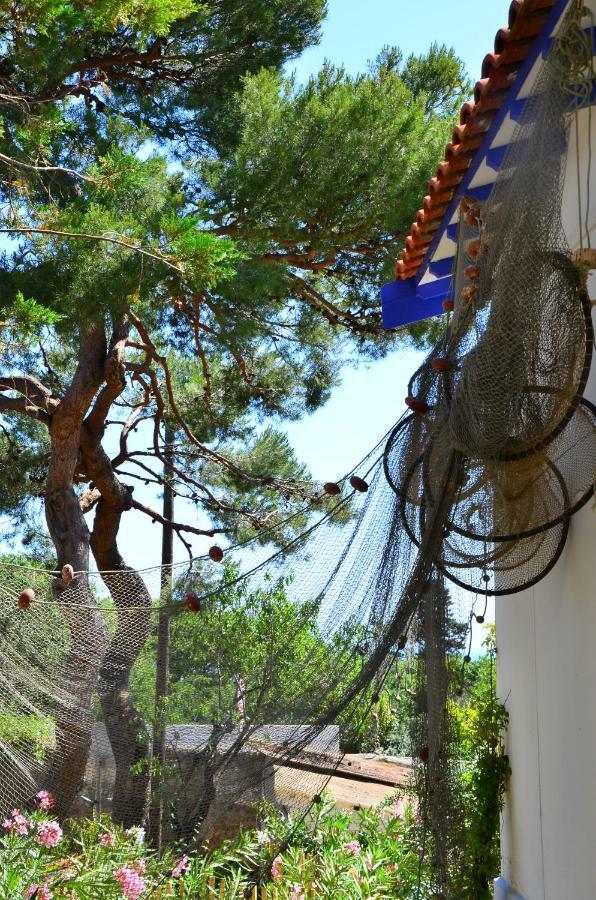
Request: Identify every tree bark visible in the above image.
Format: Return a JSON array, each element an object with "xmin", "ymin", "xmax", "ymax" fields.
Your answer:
[
  {"xmin": 84, "ymin": 429, "xmax": 153, "ymax": 827},
  {"xmin": 43, "ymin": 328, "xmax": 109, "ymax": 816}
]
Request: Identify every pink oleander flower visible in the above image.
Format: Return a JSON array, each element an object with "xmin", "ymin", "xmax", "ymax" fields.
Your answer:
[
  {"xmin": 290, "ymin": 884, "xmax": 305, "ymax": 900},
  {"xmin": 171, "ymin": 854, "xmax": 189, "ymax": 878},
  {"xmin": 114, "ymin": 865, "xmax": 146, "ymax": 899},
  {"xmin": 6, "ymin": 811, "xmax": 31, "ymax": 836},
  {"xmin": 35, "ymin": 821, "xmax": 63, "ymax": 848},
  {"xmin": 23, "ymin": 880, "xmax": 52, "ymax": 900},
  {"xmin": 127, "ymin": 860, "xmax": 146, "ymax": 875},
  {"xmin": 343, "ymin": 839, "xmax": 361, "ymax": 856},
  {"xmin": 388, "ymin": 862, "xmax": 400, "ymax": 872},
  {"xmin": 270, "ymin": 855, "xmax": 283, "ymax": 880},
  {"xmin": 391, "ymin": 798, "xmax": 407, "ymax": 819},
  {"xmin": 99, "ymin": 831, "xmax": 117, "ymax": 847},
  {"xmin": 35, "ymin": 791, "xmax": 55, "ymax": 811}
]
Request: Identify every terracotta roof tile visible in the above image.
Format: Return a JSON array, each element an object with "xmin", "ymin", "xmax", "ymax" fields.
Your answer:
[{"xmin": 395, "ymin": 0, "xmax": 556, "ymax": 279}]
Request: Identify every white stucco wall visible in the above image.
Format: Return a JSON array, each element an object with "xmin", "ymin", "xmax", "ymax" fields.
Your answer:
[{"xmin": 495, "ymin": 26, "xmax": 596, "ymax": 900}]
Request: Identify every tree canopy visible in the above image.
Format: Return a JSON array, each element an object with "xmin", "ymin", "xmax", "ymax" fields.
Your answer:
[{"xmin": 0, "ymin": 0, "xmax": 468, "ymax": 821}]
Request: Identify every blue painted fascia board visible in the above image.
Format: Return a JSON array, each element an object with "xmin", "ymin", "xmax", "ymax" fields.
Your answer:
[{"xmin": 381, "ymin": 276, "xmax": 450, "ymax": 329}]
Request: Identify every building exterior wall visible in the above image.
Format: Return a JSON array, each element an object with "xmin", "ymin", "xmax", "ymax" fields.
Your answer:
[{"xmin": 495, "ymin": 73, "xmax": 596, "ymax": 899}]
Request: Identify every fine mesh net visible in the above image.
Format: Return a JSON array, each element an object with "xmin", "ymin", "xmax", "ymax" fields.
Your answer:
[
  {"xmin": 0, "ymin": 443, "xmax": 422, "ymax": 848},
  {"xmin": 0, "ymin": 7, "xmax": 594, "ymax": 895}
]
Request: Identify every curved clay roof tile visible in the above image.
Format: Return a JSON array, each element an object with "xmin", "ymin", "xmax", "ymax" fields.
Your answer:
[
  {"xmin": 460, "ymin": 100, "xmax": 476, "ymax": 125},
  {"xmin": 394, "ymin": 0, "xmax": 556, "ymax": 281},
  {"xmin": 424, "ymin": 190, "xmax": 454, "ymax": 210},
  {"xmin": 508, "ymin": 0, "xmax": 524, "ymax": 28},
  {"xmin": 474, "ymin": 65, "xmax": 520, "ymax": 102},
  {"xmin": 473, "ymin": 88, "xmax": 509, "ymax": 114}
]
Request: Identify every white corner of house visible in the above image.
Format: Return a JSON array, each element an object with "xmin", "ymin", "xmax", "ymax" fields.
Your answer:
[{"xmin": 494, "ymin": 876, "xmax": 526, "ymax": 900}]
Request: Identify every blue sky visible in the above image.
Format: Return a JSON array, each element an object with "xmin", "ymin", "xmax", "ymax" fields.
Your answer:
[{"xmin": 290, "ymin": 0, "xmax": 505, "ymax": 84}]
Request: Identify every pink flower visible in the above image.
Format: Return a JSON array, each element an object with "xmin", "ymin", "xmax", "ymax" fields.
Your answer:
[
  {"xmin": 100, "ymin": 831, "xmax": 117, "ymax": 847},
  {"xmin": 39, "ymin": 883, "xmax": 53, "ymax": 900},
  {"xmin": 364, "ymin": 853, "xmax": 374, "ymax": 871},
  {"xmin": 35, "ymin": 791, "xmax": 55, "ymax": 811},
  {"xmin": 391, "ymin": 798, "xmax": 407, "ymax": 819},
  {"xmin": 171, "ymin": 854, "xmax": 189, "ymax": 877},
  {"xmin": 343, "ymin": 839, "xmax": 361, "ymax": 856},
  {"xmin": 290, "ymin": 885, "xmax": 305, "ymax": 900},
  {"xmin": 388, "ymin": 862, "xmax": 399, "ymax": 872},
  {"xmin": 6, "ymin": 811, "xmax": 31, "ymax": 835},
  {"xmin": 23, "ymin": 880, "xmax": 52, "ymax": 900},
  {"xmin": 270, "ymin": 855, "xmax": 283, "ymax": 880},
  {"xmin": 114, "ymin": 865, "xmax": 146, "ymax": 899},
  {"xmin": 35, "ymin": 821, "xmax": 63, "ymax": 848},
  {"xmin": 127, "ymin": 860, "xmax": 146, "ymax": 875}
]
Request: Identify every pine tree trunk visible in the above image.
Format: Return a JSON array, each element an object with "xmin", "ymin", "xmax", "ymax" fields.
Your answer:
[
  {"xmin": 43, "ymin": 329, "xmax": 109, "ymax": 816},
  {"xmin": 149, "ymin": 427, "xmax": 174, "ymax": 847},
  {"xmin": 88, "ymin": 471, "xmax": 152, "ymax": 828}
]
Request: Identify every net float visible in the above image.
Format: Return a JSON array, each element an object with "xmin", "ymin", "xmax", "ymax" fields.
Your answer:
[
  {"xmin": 442, "ymin": 299, "xmax": 455, "ymax": 312},
  {"xmin": 349, "ymin": 475, "xmax": 368, "ymax": 493},
  {"xmin": 18, "ymin": 588, "xmax": 35, "ymax": 610},
  {"xmin": 464, "ymin": 265, "xmax": 481, "ymax": 282},
  {"xmin": 208, "ymin": 545, "xmax": 224, "ymax": 563},
  {"xmin": 460, "ymin": 284, "xmax": 477, "ymax": 304},
  {"xmin": 405, "ymin": 395, "xmax": 430, "ymax": 414},
  {"xmin": 466, "ymin": 237, "xmax": 482, "ymax": 260},
  {"xmin": 476, "ymin": 614, "xmax": 485, "ymax": 624},
  {"xmin": 464, "ymin": 206, "xmax": 481, "ymax": 227},
  {"xmin": 323, "ymin": 482, "xmax": 341, "ymax": 496},
  {"xmin": 184, "ymin": 593, "xmax": 201, "ymax": 613},
  {"xmin": 430, "ymin": 358, "xmax": 450, "ymax": 374},
  {"xmin": 61, "ymin": 564, "xmax": 74, "ymax": 584}
]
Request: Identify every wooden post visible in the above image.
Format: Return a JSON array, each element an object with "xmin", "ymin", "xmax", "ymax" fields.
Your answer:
[{"xmin": 149, "ymin": 426, "xmax": 174, "ymax": 848}]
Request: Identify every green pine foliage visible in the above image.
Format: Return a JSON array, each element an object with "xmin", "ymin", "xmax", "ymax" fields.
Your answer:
[{"xmin": 0, "ymin": 2, "xmax": 469, "ymax": 544}]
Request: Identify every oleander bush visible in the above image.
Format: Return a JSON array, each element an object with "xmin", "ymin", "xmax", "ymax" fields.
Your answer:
[{"xmin": 0, "ymin": 792, "xmax": 428, "ymax": 899}]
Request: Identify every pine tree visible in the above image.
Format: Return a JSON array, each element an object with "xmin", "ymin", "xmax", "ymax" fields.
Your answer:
[{"xmin": 0, "ymin": 1, "xmax": 468, "ymax": 822}]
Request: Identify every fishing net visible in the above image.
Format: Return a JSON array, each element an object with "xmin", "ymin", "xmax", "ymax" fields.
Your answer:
[
  {"xmin": 0, "ymin": 6, "xmax": 594, "ymax": 896},
  {"xmin": 0, "ymin": 443, "xmax": 420, "ymax": 848}
]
